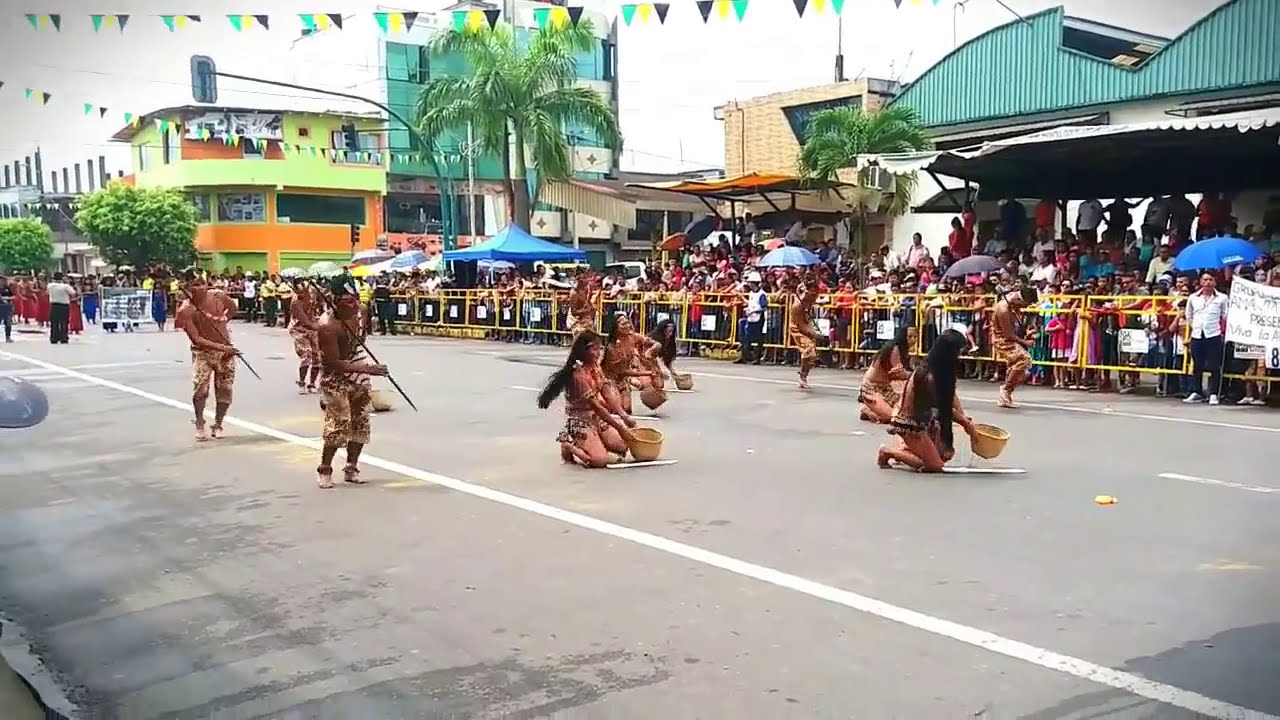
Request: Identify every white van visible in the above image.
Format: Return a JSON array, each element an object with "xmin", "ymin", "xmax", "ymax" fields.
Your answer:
[{"xmin": 604, "ymin": 262, "xmax": 652, "ymax": 291}]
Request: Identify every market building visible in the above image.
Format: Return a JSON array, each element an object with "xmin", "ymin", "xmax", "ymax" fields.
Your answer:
[
  {"xmin": 887, "ymin": 0, "xmax": 1280, "ymax": 251},
  {"xmin": 113, "ymin": 105, "xmax": 388, "ymax": 273}
]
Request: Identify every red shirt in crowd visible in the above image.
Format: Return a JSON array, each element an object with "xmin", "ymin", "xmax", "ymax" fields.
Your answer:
[{"xmin": 1034, "ymin": 199, "xmax": 1056, "ymax": 229}]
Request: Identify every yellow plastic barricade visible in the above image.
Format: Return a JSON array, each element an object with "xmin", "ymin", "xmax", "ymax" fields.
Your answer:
[
  {"xmin": 644, "ymin": 293, "xmax": 684, "ymax": 339},
  {"xmin": 1075, "ymin": 295, "xmax": 1189, "ymax": 379},
  {"xmin": 519, "ymin": 291, "xmax": 561, "ymax": 343},
  {"xmin": 391, "ymin": 294, "xmax": 415, "ymax": 329},
  {"xmin": 683, "ymin": 292, "xmax": 737, "ymax": 356},
  {"xmin": 852, "ymin": 294, "xmax": 906, "ymax": 358}
]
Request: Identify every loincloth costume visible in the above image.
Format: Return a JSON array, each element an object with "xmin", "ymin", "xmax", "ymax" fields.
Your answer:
[
  {"xmin": 858, "ymin": 372, "xmax": 901, "ymax": 408},
  {"xmin": 289, "ymin": 325, "xmax": 320, "ymax": 364},
  {"xmin": 192, "ymin": 349, "xmax": 236, "ymax": 404},
  {"xmin": 558, "ymin": 372, "xmax": 609, "ymax": 444},
  {"xmin": 320, "ymin": 338, "xmax": 372, "ymax": 447},
  {"xmin": 790, "ymin": 327, "xmax": 818, "ymax": 361},
  {"xmin": 992, "ymin": 331, "xmax": 1031, "ymax": 372}
]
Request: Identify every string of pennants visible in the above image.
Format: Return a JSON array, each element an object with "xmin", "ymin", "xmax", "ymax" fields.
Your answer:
[{"xmin": 22, "ymin": 1, "xmax": 942, "ymax": 35}]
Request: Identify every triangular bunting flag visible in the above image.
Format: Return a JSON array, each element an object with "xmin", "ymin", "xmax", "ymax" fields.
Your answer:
[
  {"xmin": 812, "ymin": 0, "xmax": 826, "ymax": 13},
  {"xmin": 714, "ymin": 0, "xmax": 731, "ymax": 21},
  {"xmin": 695, "ymin": 1, "xmax": 714, "ymax": 22},
  {"xmin": 637, "ymin": 4, "xmax": 653, "ymax": 23},
  {"xmin": 91, "ymin": 14, "xmax": 104, "ymax": 32},
  {"xmin": 732, "ymin": 0, "xmax": 749, "ymax": 20},
  {"xmin": 25, "ymin": 14, "xmax": 62, "ymax": 31},
  {"xmin": 40, "ymin": 92, "xmax": 51, "ymax": 105},
  {"xmin": 254, "ymin": 15, "xmax": 270, "ymax": 29},
  {"xmin": 24, "ymin": 14, "xmax": 37, "ymax": 29},
  {"xmin": 123, "ymin": 112, "xmax": 136, "ymax": 125},
  {"xmin": 621, "ymin": 4, "xmax": 637, "ymax": 25},
  {"xmin": 49, "ymin": 14, "xmax": 62, "ymax": 31},
  {"xmin": 567, "ymin": 7, "xmax": 585, "ymax": 26},
  {"xmin": 227, "ymin": 15, "xmax": 244, "ymax": 31},
  {"xmin": 99, "ymin": 107, "xmax": 109, "ymax": 118},
  {"xmin": 830, "ymin": 0, "xmax": 845, "ymax": 13},
  {"xmin": 83, "ymin": 102, "xmax": 94, "ymax": 115},
  {"xmin": 532, "ymin": 7, "xmax": 551, "ymax": 28},
  {"xmin": 793, "ymin": 0, "xmax": 808, "ymax": 15},
  {"xmin": 403, "ymin": 12, "xmax": 419, "ymax": 30},
  {"xmin": 328, "ymin": 14, "xmax": 344, "ymax": 28},
  {"xmin": 892, "ymin": 0, "xmax": 903, "ymax": 7},
  {"xmin": 483, "ymin": 9, "xmax": 501, "ymax": 29},
  {"xmin": 161, "ymin": 15, "xmax": 201, "ymax": 31},
  {"xmin": 654, "ymin": 3, "xmax": 671, "ymax": 23}
]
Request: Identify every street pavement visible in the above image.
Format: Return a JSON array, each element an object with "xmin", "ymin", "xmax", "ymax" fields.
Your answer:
[{"xmin": 2, "ymin": 322, "xmax": 1279, "ymax": 719}]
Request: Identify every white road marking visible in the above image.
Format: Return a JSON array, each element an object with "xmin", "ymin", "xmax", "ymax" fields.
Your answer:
[
  {"xmin": 3, "ymin": 349, "xmax": 1275, "ymax": 720},
  {"xmin": 606, "ymin": 460, "xmax": 679, "ymax": 469},
  {"xmin": 942, "ymin": 467, "xmax": 1027, "ymax": 475},
  {"xmin": 0, "ymin": 360, "xmax": 174, "ymax": 378},
  {"xmin": 1157, "ymin": 473, "xmax": 1280, "ymax": 495},
  {"xmin": 687, "ymin": 369, "xmax": 1280, "ymax": 435},
  {"xmin": 509, "ymin": 385, "xmax": 540, "ymax": 392}
]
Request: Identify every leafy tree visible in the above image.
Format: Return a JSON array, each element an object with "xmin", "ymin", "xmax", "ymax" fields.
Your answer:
[
  {"xmin": 416, "ymin": 21, "xmax": 622, "ymax": 231},
  {"xmin": 0, "ymin": 218, "xmax": 55, "ymax": 273},
  {"xmin": 75, "ymin": 184, "xmax": 198, "ymax": 269},
  {"xmin": 797, "ymin": 105, "xmax": 933, "ymax": 219}
]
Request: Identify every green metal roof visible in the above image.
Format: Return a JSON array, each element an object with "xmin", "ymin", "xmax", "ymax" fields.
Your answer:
[{"xmin": 893, "ymin": 0, "xmax": 1280, "ymax": 129}]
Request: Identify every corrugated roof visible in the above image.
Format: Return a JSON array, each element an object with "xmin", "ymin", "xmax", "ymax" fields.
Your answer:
[
  {"xmin": 110, "ymin": 104, "xmax": 384, "ymax": 142},
  {"xmin": 892, "ymin": 0, "xmax": 1280, "ymax": 129}
]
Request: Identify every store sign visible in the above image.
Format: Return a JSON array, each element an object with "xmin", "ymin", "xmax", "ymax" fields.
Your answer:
[{"xmin": 781, "ymin": 95, "xmax": 861, "ymax": 142}]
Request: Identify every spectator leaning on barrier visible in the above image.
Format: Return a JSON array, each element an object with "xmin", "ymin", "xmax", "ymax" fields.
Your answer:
[{"xmin": 1183, "ymin": 270, "xmax": 1229, "ymax": 405}]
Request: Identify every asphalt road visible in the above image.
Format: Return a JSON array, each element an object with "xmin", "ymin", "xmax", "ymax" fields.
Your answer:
[{"xmin": 2, "ymin": 323, "xmax": 1279, "ymax": 719}]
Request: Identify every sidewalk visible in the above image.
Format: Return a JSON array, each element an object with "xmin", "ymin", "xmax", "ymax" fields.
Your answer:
[{"xmin": 0, "ymin": 654, "xmax": 44, "ymax": 720}]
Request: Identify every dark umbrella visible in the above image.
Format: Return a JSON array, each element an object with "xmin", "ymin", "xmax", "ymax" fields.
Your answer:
[
  {"xmin": 0, "ymin": 377, "xmax": 49, "ymax": 429},
  {"xmin": 943, "ymin": 254, "xmax": 1005, "ymax": 278},
  {"xmin": 683, "ymin": 216, "xmax": 721, "ymax": 243}
]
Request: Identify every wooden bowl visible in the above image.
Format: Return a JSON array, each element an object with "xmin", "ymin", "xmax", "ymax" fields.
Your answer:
[
  {"xmin": 627, "ymin": 427, "xmax": 664, "ymax": 462},
  {"xmin": 639, "ymin": 385, "xmax": 667, "ymax": 411},
  {"xmin": 673, "ymin": 373, "xmax": 694, "ymax": 391},
  {"xmin": 970, "ymin": 423, "xmax": 1009, "ymax": 459}
]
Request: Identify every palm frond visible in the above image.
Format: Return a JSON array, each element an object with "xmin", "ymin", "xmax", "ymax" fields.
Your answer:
[{"xmin": 528, "ymin": 86, "xmax": 621, "ymax": 153}]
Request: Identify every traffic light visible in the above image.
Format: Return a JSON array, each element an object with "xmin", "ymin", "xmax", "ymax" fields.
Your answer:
[
  {"xmin": 340, "ymin": 123, "xmax": 360, "ymax": 150},
  {"xmin": 190, "ymin": 55, "xmax": 217, "ymax": 104},
  {"xmin": 349, "ymin": 224, "xmax": 361, "ymax": 249}
]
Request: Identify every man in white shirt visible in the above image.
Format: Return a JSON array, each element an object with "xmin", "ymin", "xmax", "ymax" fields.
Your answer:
[
  {"xmin": 736, "ymin": 272, "xmax": 768, "ymax": 365},
  {"xmin": 903, "ymin": 233, "xmax": 931, "ymax": 269},
  {"xmin": 1145, "ymin": 244, "xmax": 1175, "ymax": 284},
  {"xmin": 1183, "ymin": 271, "xmax": 1229, "ymax": 404},
  {"xmin": 241, "ymin": 275, "xmax": 258, "ymax": 324},
  {"xmin": 1030, "ymin": 251, "xmax": 1057, "ymax": 286},
  {"xmin": 46, "ymin": 272, "xmax": 78, "ymax": 344},
  {"xmin": 1076, "ymin": 198, "xmax": 1104, "ymax": 242}
]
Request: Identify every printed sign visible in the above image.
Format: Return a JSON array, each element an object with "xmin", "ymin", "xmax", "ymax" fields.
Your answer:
[
  {"xmin": 1118, "ymin": 328, "xmax": 1149, "ymax": 354},
  {"xmin": 700, "ymin": 315, "xmax": 717, "ymax": 332},
  {"xmin": 396, "ymin": 303, "xmax": 408, "ymax": 316},
  {"xmin": 529, "ymin": 307, "xmax": 543, "ymax": 323},
  {"xmin": 816, "ymin": 318, "xmax": 831, "ymax": 336},
  {"xmin": 656, "ymin": 312, "xmax": 670, "ymax": 324},
  {"xmin": 1226, "ymin": 277, "xmax": 1280, "ymax": 346},
  {"xmin": 502, "ymin": 309, "xmax": 511, "ymax": 321},
  {"xmin": 448, "ymin": 305, "xmax": 459, "ymax": 319},
  {"xmin": 476, "ymin": 305, "xmax": 488, "ymax": 320},
  {"xmin": 100, "ymin": 288, "xmax": 151, "ymax": 325},
  {"xmin": 875, "ymin": 319, "xmax": 896, "ymax": 340},
  {"xmin": 424, "ymin": 304, "xmax": 435, "ymax": 318}
]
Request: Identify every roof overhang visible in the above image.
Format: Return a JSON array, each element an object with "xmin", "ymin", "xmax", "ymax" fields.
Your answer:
[
  {"xmin": 626, "ymin": 172, "xmax": 861, "ymax": 215},
  {"xmin": 538, "ymin": 179, "xmax": 636, "ymax": 229},
  {"xmin": 865, "ymin": 107, "xmax": 1280, "ymax": 199}
]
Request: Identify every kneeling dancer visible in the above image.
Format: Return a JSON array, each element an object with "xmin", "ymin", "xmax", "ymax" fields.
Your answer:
[
  {"xmin": 539, "ymin": 330, "xmax": 635, "ymax": 468},
  {"xmin": 315, "ymin": 275, "xmax": 388, "ymax": 489},
  {"xmin": 877, "ymin": 329, "xmax": 979, "ymax": 473},
  {"xmin": 176, "ymin": 271, "xmax": 240, "ymax": 441},
  {"xmin": 601, "ymin": 312, "xmax": 660, "ymax": 418},
  {"xmin": 859, "ymin": 326, "xmax": 915, "ymax": 423}
]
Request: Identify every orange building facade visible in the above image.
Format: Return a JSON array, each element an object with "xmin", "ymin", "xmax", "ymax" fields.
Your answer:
[{"xmin": 114, "ymin": 105, "xmax": 388, "ymax": 273}]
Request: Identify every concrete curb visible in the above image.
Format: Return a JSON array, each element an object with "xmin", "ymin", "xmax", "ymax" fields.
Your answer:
[{"xmin": 0, "ymin": 623, "xmax": 68, "ymax": 720}]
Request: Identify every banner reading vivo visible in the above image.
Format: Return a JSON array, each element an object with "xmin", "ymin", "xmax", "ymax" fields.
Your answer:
[
  {"xmin": 99, "ymin": 287, "xmax": 153, "ymax": 329},
  {"xmin": 1225, "ymin": 277, "xmax": 1280, "ymax": 371}
]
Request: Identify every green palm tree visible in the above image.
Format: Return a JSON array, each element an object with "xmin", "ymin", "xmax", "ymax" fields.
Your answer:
[
  {"xmin": 797, "ymin": 105, "xmax": 933, "ymax": 217},
  {"xmin": 416, "ymin": 22, "xmax": 622, "ymax": 231}
]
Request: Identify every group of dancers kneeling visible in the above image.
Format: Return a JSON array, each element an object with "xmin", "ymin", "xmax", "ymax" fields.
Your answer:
[
  {"xmin": 538, "ymin": 313, "xmax": 679, "ymax": 468},
  {"xmin": 859, "ymin": 327, "xmax": 986, "ymax": 473}
]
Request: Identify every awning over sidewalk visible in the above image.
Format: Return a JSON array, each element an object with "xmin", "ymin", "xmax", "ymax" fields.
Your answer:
[
  {"xmin": 627, "ymin": 172, "xmax": 860, "ymax": 215},
  {"xmin": 538, "ymin": 179, "xmax": 637, "ymax": 229},
  {"xmin": 861, "ymin": 106, "xmax": 1280, "ymax": 199}
]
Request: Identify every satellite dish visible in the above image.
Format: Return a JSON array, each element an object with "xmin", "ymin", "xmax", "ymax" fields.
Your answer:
[{"xmin": 0, "ymin": 377, "xmax": 49, "ymax": 429}]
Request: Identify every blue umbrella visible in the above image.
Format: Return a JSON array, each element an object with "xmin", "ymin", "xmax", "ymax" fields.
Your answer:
[
  {"xmin": 755, "ymin": 246, "xmax": 822, "ymax": 267},
  {"xmin": 389, "ymin": 250, "xmax": 429, "ymax": 270},
  {"xmin": 1173, "ymin": 236, "xmax": 1265, "ymax": 272}
]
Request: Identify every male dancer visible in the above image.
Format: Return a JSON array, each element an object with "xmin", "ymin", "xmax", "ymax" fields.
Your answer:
[
  {"xmin": 788, "ymin": 280, "xmax": 820, "ymax": 389},
  {"xmin": 288, "ymin": 279, "xmax": 322, "ymax": 393},
  {"xmin": 315, "ymin": 275, "xmax": 387, "ymax": 489},
  {"xmin": 991, "ymin": 285, "xmax": 1039, "ymax": 408},
  {"xmin": 567, "ymin": 269, "xmax": 599, "ymax": 338},
  {"xmin": 175, "ymin": 271, "xmax": 240, "ymax": 440}
]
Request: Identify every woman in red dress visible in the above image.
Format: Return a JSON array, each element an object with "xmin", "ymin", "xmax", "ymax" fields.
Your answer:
[
  {"xmin": 12, "ymin": 278, "xmax": 29, "ymax": 323},
  {"xmin": 35, "ymin": 280, "xmax": 51, "ymax": 327},
  {"xmin": 68, "ymin": 279, "xmax": 85, "ymax": 335}
]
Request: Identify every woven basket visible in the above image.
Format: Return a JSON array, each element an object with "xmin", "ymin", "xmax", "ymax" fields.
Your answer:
[
  {"xmin": 970, "ymin": 423, "xmax": 1009, "ymax": 459},
  {"xmin": 627, "ymin": 427, "xmax": 664, "ymax": 462},
  {"xmin": 371, "ymin": 389, "xmax": 392, "ymax": 412},
  {"xmin": 639, "ymin": 385, "xmax": 667, "ymax": 411},
  {"xmin": 673, "ymin": 373, "xmax": 694, "ymax": 391}
]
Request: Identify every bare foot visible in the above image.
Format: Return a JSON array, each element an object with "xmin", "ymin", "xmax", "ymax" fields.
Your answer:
[
  {"xmin": 876, "ymin": 446, "xmax": 892, "ymax": 468},
  {"xmin": 798, "ymin": 375, "xmax": 811, "ymax": 390},
  {"xmin": 997, "ymin": 389, "xmax": 1017, "ymax": 408},
  {"xmin": 210, "ymin": 423, "xmax": 224, "ymax": 439},
  {"xmin": 194, "ymin": 423, "xmax": 208, "ymax": 442},
  {"xmin": 316, "ymin": 468, "xmax": 334, "ymax": 489},
  {"xmin": 342, "ymin": 465, "xmax": 366, "ymax": 485}
]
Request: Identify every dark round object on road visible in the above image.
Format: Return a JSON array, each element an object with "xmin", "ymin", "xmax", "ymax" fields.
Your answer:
[{"xmin": 0, "ymin": 377, "xmax": 50, "ymax": 429}]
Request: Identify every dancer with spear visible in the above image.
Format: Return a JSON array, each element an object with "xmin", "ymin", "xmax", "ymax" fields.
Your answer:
[{"xmin": 176, "ymin": 270, "xmax": 257, "ymax": 441}]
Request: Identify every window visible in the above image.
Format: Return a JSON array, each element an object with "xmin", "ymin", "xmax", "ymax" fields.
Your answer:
[
  {"xmin": 385, "ymin": 193, "xmax": 482, "ymax": 235},
  {"xmin": 137, "ymin": 145, "xmax": 150, "ymax": 172},
  {"xmin": 242, "ymin": 138, "xmax": 265, "ymax": 159},
  {"xmin": 275, "ymin": 193, "xmax": 366, "ymax": 225},
  {"xmin": 414, "ymin": 46, "xmax": 430, "ymax": 83},
  {"xmin": 162, "ymin": 130, "xmax": 171, "ymax": 164},
  {"xmin": 188, "ymin": 193, "xmax": 211, "ymax": 222},
  {"xmin": 163, "ymin": 129, "xmax": 180, "ymax": 165},
  {"xmin": 216, "ymin": 192, "xmax": 266, "ymax": 222},
  {"xmin": 602, "ymin": 40, "xmax": 615, "ymax": 81},
  {"xmin": 330, "ymin": 129, "xmax": 380, "ymax": 165}
]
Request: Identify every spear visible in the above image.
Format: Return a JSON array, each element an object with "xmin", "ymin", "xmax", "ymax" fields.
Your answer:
[
  {"xmin": 308, "ymin": 278, "xmax": 418, "ymax": 412},
  {"xmin": 179, "ymin": 287, "xmax": 261, "ymax": 380}
]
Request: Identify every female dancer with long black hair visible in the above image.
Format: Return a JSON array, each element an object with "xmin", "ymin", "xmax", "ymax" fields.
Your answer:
[
  {"xmin": 601, "ymin": 312, "xmax": 660, "ymax": 417},
  {"xmin": 859, "ymin": 325, "xmax": 917, "ymax": 423},
  {"xmin": 877, "ymin": 328, "xmax": 979, "ymax": 472},
  {"xmin": 646, "ymin": 317, "xmax": 678, "ymax": 388},
  {"xmin": 539, "ymin": 330, "xmax": 636, "ymax": 467}
]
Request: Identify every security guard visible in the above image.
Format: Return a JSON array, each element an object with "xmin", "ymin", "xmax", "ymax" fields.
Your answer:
[{"xmin": 261, "ymin": 274, "xmax": 279, "ymax": 327}]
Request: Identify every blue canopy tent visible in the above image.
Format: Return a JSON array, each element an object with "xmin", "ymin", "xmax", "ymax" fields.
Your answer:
[{"xmin": 443, "ymin": 224, "xmax": 587, "ymax": 263}]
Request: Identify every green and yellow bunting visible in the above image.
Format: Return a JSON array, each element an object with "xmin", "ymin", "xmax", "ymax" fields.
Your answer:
[
  {"xmin": 299, "ymin": 13, "xmax": 344, "ymax": 32},
  {"xmin": 792, "ymin": 0, "xmax": 847, "ymax": 16},
  {"xmin": 160, "ymin": 15, "xmax": 202, "ymax": 31},
  {"xmin": 24, "ymin": 14, "xmax": 61, "ymax": 30},
  {"xmin": 620, "ymin": 4, "xmax": 672, "ymax": 26},
  {"xmin": 532, "ymin": 5, "xmax": 584, "ymax": 29},
  {"xmin": 694, "ymin": 0, "xmax": 749, "ymax": 23},
  {"xmin": 24, "ymin": 88, "xmax": 52, "ymax": 105},
  {"xmin": 90, "ymin": 14, "xmax": 130, "ymax": 32},
  {"xmin": 83, "ymin": 103, "xmax": 110, "ymax": 118},
  {"xmin": 226, "ymin": 14, "xmax": 271, "ymax": 31},
  {"xmin": 453, "ymin": 9, "xmax": 502, "ymax": 32},
  {"xmin": 373, "ymin": 11, "xmax": 419, "ymax": 34}
]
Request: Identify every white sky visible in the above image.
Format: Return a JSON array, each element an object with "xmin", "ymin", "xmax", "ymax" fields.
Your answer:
[{"xmin": 0, "ymin": 0, "xmax": 1219, "ymax": 184}]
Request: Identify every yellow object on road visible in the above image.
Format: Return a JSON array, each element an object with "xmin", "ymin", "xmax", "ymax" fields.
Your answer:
[{"xmin": 1094, "ymin": 495, "xmax": 1117, "ymax": 505}]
